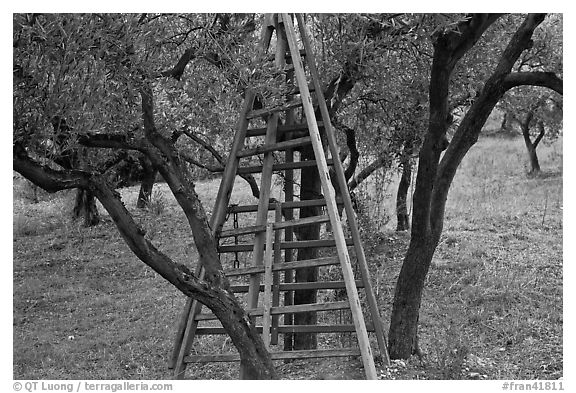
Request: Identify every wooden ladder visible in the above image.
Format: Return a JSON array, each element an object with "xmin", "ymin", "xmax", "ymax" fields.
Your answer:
[{"xmin": 169, "ymin": 14, "xmax": 390, "ymax": 380}]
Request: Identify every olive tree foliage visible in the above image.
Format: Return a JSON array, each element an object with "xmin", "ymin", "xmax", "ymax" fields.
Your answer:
[
  {"xmin": 298, "ymin": 14, "xmax": 433, "ymax": 231},
  {"xmin": 13, "ymin": 13, "xmax": 277, "ymax": 379}
]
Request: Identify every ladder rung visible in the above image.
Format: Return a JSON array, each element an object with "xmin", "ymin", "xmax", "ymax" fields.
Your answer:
[
  {"xmin": 237, "ymin": 158, "xmax": 334, "ymax": 174},
  {"xmin": 185, "ymin": 353, "xmax": 240, "ymax": 363},
  {"xmin": 278, "ymin": 324, "xmax": 374, "ymax": 333},
  {"xmin": 246, "ymin": 99, "xmax": 303, "ymax": 119},
  {"xmin": 194, "ymin": 313, "xmax": 220, "ymax": 321},
  {"xmin": 281, "ymin": 238, "xmax": 354, "ymax": 249},
  {"xmin": 237, "ymin": 137, "xmax": 311, "ymax": 158},
  {"xmin": 219, "ymin": 215, "xmax": 331, "ymax": 239},
  {"xmin": 279, "ymin": 280, "xmax": 364, "ymax": 291},
  {"xmin": 185, "ymin": 348, "xmax": 361, "ymax": 363},
  {"xmin": 229, "ymin": 198, "xmax": 338, "ymax": 213},
  {"xmin": 195, "ymin": 301, "xmax": 350, "ymax": 322},
  {"xmin": 230, "ymin": 280, "xmax": 364, "ymax": 293},
  {"xmin": 271, "ymin": 300, "xmax": 350, "ymax": 315},
  {"xmin": 292, "ymin": 83, "xmax": 316, "ymax": 95},
  {"xmin": 225, "ymin": 256, "xmax": 339, "ymax": 276},
  {"xmin": 218, "ymin": 238, "xmax": 354, "ymax": 253},
  {"xmin": 290, "ymin": 48, "xmax": 308, "ymax": 58},
  {"xmin": 195, "ymin": 323, "xmax": 374, "ymax": 335},
  {"xmin": 246, "ymin": 121, "xmax": 324, "ymax": 137},
  {"xmin": 265, "ymin": 48, "xmax": 307, "ymax": 62},
  {"xmin": 273, "ymin": 214, "xmax": 331, "ymax": 230},
  {"xmin": 218, "ymin": 224, "xmax": 266, "ymax": 238}
]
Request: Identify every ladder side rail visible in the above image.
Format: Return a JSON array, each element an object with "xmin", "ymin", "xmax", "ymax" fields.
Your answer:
[
  {"xmin": 172, "ymin": 263, "xmax": 206, "ymax": 378},
  {"xmin": 173, "ymin": 294, "xmax": 204, "ymax": 379},
  {"xmin": 169, "ymin": 296, "xmax": 193, "ymax": 369},
  {"xmin": 247, "ymin": 15, "xmax": 287, "ymax": 310},
  {"xmin": 246, "ymin": 114, "xmax": 279, "ymax": 308},
  {"xmin": 262, "ymin": 224, "xmax": 275, "ymax": 348},
  {"xmin": 295, "ymin": 13, "xmax": 390, "ymax": 366},
  {"xmin": 271, "ymin": 204, "xmax": 283, "ymax": 345},
  {"xmin": 283, "ymin": 116, "xmax": 296, "ymax": 352},
  {"xmin": 210, "ymin": 89, "xmax": 256, "ymax": 234},
  {"xmin": 281, "ymin": 14, "xmax": 377, "ymax": 380},
  {"xmin": 210, "ymin": 15, "xmax": 276, "ymax": 233},
  {"xmin": 173, "ymin": 17, "xmax": 277, "ymax": 379}
]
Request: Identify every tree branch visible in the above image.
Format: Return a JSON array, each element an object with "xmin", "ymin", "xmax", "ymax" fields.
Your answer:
[
  {"xmin": 348, "ymin": 154, "xmax": 391, "ymax": 191},
  {"xmin": 503, "ymin": 71, "xmax": 563, "ymax": 95},
  {"xmin": 78, "ymin": 132, "xmax": 145, "ymax": 152},
  {"xmin": 446, "ymin": 14, "xmax": 503, "ymax": 68},
  {"xmin": 182, "ymin": 129, "xmax": 225, "ymax": 164},
  {"xmin": 161, "ymin": 48, "xmax": 195, "ymax": 80},
  {"xmin": 13, "ymin": 144, "xmax": 91, "ymax": 192},
  {"xmin": 180, "ymin": 128, "xmax": 261, "ymax": 198},
  {"xmin": 179, "ymin": 151, "xmax": 223, "ymax": 172},
  {"xmin": 96, "ymin": 150, "xmax": 129, "ymax": 174},
  {"xmin": 342, "ymin": 124, "xmax": 360, "ymax": 181},
  {"xmin": 324, "ymin": 60, "xmax": 358, "ymax": 117}
]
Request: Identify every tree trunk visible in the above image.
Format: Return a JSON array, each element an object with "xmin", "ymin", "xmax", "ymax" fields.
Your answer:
[
  {"xmin": 73, "ymin": 188, "xmax": 100, "ymax": 226},
  {"xmin": 387, "ymin": 13, "xmax": 503, "ymax": 359},
  {"xmin": 525, "ymin": 142, "xmax": 541, "ymax": 174},
  {"xmin": 396, "ymin": 140, "xmax": 413, "ymax": 231},
  {"xmin": 500, "ymin": 111, "xmax": 508, "ymax": 130},
  {"xmin": 139, "ymin": 84, "xmax": 277, "ymax": 377},
  {"xmin": 500, "ymin": 111, "xmax": 515, "ymax": 136},
  {"xmin": 136, "ymin": 156, "xmax": 157, "ymax": 208},
  {"xmin": 520, "ymin": 112, "xmax": 543, "ymax": 174},
  {"xmin": 388, "ymin": 14, "xmax": 552, "ymax": 360},
  {"xmin": 388, "ymin": 238, "xmax": 435, "ymax": 357},
  {"xmin": 292, "ymin": 145, "xmax": 321, "ymax": 350}
]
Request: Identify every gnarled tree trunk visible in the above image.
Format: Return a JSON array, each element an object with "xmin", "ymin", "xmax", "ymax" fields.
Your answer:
[
  {"xmin": 520, "ymin": 112, "xmax": 544, "ymax": 174},
  {"xmin": 12, "ymin": 84, "xmax": 279, "ymax": 379},
  {"xmin": 388, "ymin": 13, "xmax": 561, "ymax": 359}
]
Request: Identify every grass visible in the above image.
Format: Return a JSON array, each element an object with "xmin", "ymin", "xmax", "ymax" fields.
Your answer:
[{"xmin": 12, "ymin": 135, "xmax": 562, "ymax": 380}]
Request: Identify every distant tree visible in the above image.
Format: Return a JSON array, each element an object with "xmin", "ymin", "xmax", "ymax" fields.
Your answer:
[
  {"xmin": 501, "ymin": 88, "xmax": 562, "ymax": 173},
  {"xmin": 497, "ymin": 14, "xmax": 563, "ymax": 174}
]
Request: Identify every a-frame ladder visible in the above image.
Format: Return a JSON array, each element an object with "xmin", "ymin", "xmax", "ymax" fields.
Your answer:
[{"xmin": 170, "ymin": 14, "xmax": 389, "ymax": 380}]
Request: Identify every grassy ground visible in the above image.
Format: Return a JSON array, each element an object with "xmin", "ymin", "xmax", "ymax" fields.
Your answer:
[{"xmin": 13, "ymin": 135, "xmax": 562, "ymax": 380}]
